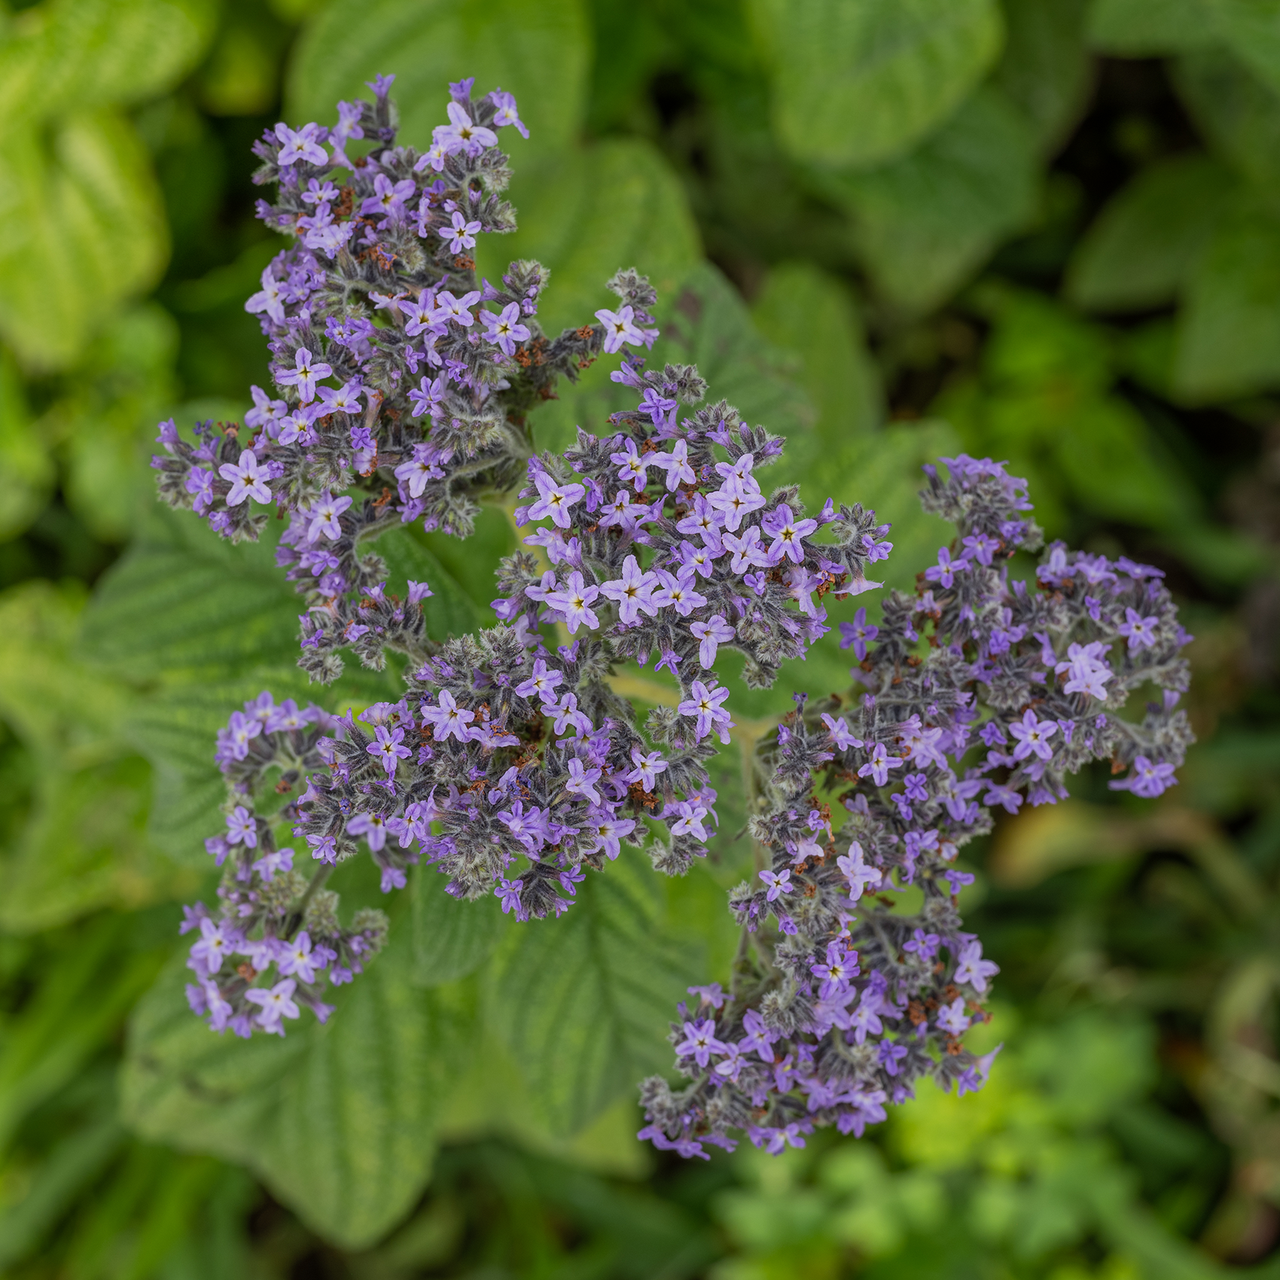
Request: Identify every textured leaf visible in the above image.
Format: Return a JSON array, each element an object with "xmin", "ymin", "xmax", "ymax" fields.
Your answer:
[
  {"xmin": 822, "ymin": 89, "xmax": 1038, "ymax": 313},
  {"xmin": 1172, "ymin": 47, "xmax": 1280, "ymax": 188},
  {"xmin": 747, "ymin": 0, "xmax": 1005, "ymax": 169},
  {"xmin": 995, "ymin": 0, "xmax": 1093, "ymax": 154},
  {"xmin": 288, "ymin": 0, "xmax": 589, "ymax": 162},
  {"xmin": 0, "ymin": 112, "xmax": 167, "ymax": 369},
  {"xmin": 80, "ymin": 505, "xmax": 300, "ymax": 683},
  {"xmin": 477, "ymin": 137, "xmax": 701, "ymax": 337},
  {"xmin": 122, "ymin": 924, "xmax": 473, "ymax": 1249},
  {"xmin": 411, "ymin": 867, "xmax": 506, "ymax": 986},
  {"xmin": 751, "ymin": 262, "xmax": 882, "ymax": 447},
  {"xmin": 1066, "ymin": 154, "xmax": 1236, "ymax": 312},
  {"xmin": 1085, "ymin": 0, "xmax": 1217, "ymax": 53},
  {"xmin": 0, "ymin": 0, "xmax": 217, "ymax": 122},
  {"xmin": 485, "ymin": 849, "xmax": 696, "ymax": 1135},
  {"xmin": 1173, "ymin": 196, "xmax": 1280, "ymax": 401},
  {"xmin": 373, "ymin": 526, "xmax": 483, "ymax": 643}
]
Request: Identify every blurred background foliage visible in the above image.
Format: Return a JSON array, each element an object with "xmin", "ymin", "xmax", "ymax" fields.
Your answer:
[{"xmin": 3, "ymin": 0, "xmax": 1280, "ymax": 1274}]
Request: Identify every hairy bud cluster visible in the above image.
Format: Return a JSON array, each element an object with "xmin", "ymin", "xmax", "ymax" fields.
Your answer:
[
  {"xmin": 638, "ymin": 455, "xmax": 1193, "ymax": 1157},
  {"xmin": 158, "ymin": 75, "xmax": 1191, "ymax": 1164}
]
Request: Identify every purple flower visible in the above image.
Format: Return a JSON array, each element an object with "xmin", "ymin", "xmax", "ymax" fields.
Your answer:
[
  {"xmin": 246, "ymin": 268, "xmax": 286, "ymax": 324},
  {"xmin": 677, "ymin": 680, "xmax": 733, "ymax": 744},
  {"xmin": 838, "ymin": 607, "xmax": 879, "ymax": 660},
  {"xmin": 954, "ymin": 939, "xmax": 999, "ymax": 992},
  {"xmin": 274, "ymin": 122, "xmax": 328, "ymax": 166},
  {"xmin": 857, "ymin": 742, "xmax": 903, "ymax": 786},
  {"xmin": 528, "ymin": 472, "xmax": 586, "ymax": 529},
  {"xmin": 1118, "ymin": 606, "xmax": 1160, "ymax": 651},
  {"xmin": 565, "ymin": 757, "xmax": 603, "ymax": 805},
  {"xmin": 219, "ymin": 450, "xmax": 272, "ymax": 506},
  {"xmin": 758, "ymin": 868, "xmax": 793, "ymax": 901},
  {"xmin": 306, "ymin": 492, "xmax": 353, "ymax": 542},
  {"xmin": 1109, "ymin": 754, "xmax": 1178, "ymax": 798},
  {"xmin": 225, "ymin": 805, "xmax": 257, "ymax": 847},
  {"xmin": 595, "ymin": 304, "xmax": 645, "ymax": 353},
  {"xmin": 347, "ymin": 811, "xmax": 389, "ymax": 852},
  {"xmin": 625, "ymin": 746, "xmax": 667, "ymax": 791},
  {"xmin": 496, "ymin": 878, "xmax": 524, "ymax": 915},
  {"xmin": 368, "ymin": 724, "xmax": 412, "ymax": 777},
  {"xmin": 489, "ymin": 88, "xmax": 529, "ymax": 137},
  {"xmin": 434, "ymin": 101, "xmax": 498, "ymax": 155},
  {"xmin": 674, "ymin": 1018, "xmax": 727, "ymax": 1068},
  {"xmin": 936, "ymin": 997, "xmax": 971, "ymax": 1035},
  {"xmin": 600, "ymin": 555, "xmax": 658, "ymax": 625},
  {"xmin": 480, "ymin": 302, "xmax": 531, "ymax": 356},
  {"xmin": 245, "ymin": 979, "xmax": 301, "ymax": 1035},
  {"xmin": 761, "ymin": 503, "xmax": 818, "ymax": 565},
  {"xmin": 361, "ymin": 173, "xmax": 417, "ymax": 221},
  {"xmin": 421, "ymin": 690, "xmax": 475, "ymax": 742},
  {"xmin": 924, "ymin": 546, "xmax": 969, "ymax": 589},
  {"xmin": 276, "ymin": 347, "xmax": 332, "ymax": 402},
  {"xmin": 1008, "ymin": 709, "xmax": 1058, "ymax": 762},
  {"xmin": 438, "ymin": 209, "xmax": 483, "ymax": 252}
]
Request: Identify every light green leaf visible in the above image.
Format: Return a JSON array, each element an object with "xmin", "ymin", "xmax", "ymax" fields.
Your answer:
[
  {"xmin": 995, "ymin": 0, "xmax": 1093, "ymax": 154},
  {"xmin": 1173, "ymin": 195, "xmax": 1280, "ymax": 401},
  {"xmin": 122, "ymin": 924, "xmax": 474, "ymax": 1250},
  {"xmin": 51, "ymin": 304, "xmax": 181, "ymax": 542},
  {"xmin": 0, "ymin": 349, "xmax": 54, "ymax": 540},
  {"xmin": 0, "ymin": 112, "xmax": 168, "ymax": 370},
  {"xmin": 287, "ymin": 0, "xmax": 589, "ymax": 162},
  {"xmin": 477, "ymin": 137, "xmax": 701, "ymax": 338},
  {"xmin": 1172, "ymin": 47, "xmax": 1280, "ymax": 188},
  {"xmin": 751, "ymin": 262, "xmax": 882, "ymax": 447},
  {"xmin": 1085, "ymin": 0, "xmax": 1217, "ymax": 53},
  {"xmin": 822, "ymin": 88, "xmax": 1038, "ymax": 314},
  {"xmin": 411, "ymin": 866, "xmax": 505, "ymax": 985},
  {"xmin": 485, "ymin": 848, "xmax": 696, "ymax": 1136},
  {"xmin": 747, "ymin": 0, "xmax": 1005, "ymax": 169},
  {"xmin": 1066, "ymin": 154, "xmax": 1236, "ymax": 313},
  {"xmin": 0, "ymin": 0, "xmax": 218, "ymax": 122}
]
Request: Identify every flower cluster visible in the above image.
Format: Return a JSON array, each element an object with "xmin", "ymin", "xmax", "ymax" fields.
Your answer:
[
  {"xmin": 637, "ymin": 455, "xmax": 1194, "ymax": 1157},
  {"xmin": 160, "ymin": 77, "xmax": 1192, "ymax": 1161},
  {"xmin": 185, "ymin": 691, "xmax": 391, "ymax": 1037},
  {"xmin": 150, "ymin": 75, "xmax": 658, "ymax": 684}
]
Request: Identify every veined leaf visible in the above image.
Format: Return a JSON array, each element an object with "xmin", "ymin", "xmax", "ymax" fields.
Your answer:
[
  {"xmin": 288, "ymin": 0, "xmax": 589, "ymax": 163},
  {"xmin": 477, "ymin": 137, "xmax": 701, "ymax": 338},
  {"xmin": 485, "ymin": 848, "xmax": 696, "ymax": 1136},
  {"xmin": 122, "ymin": 923, "xmax": 474, "ymax": 1249},
  {"xmin": 1173, "ymin": 47, "xmax": 1280, "ymax": 188},
  {"xmin": 995, "ymin": 0, "xmax": 1093, "ymax": 154},
  {"xmin": 748, "ymin": 0, "xmax": 1005, "ymax": 169},
  {"xmin": 411, "ymin": 865, "xmax": 506, "ymax": 986}
]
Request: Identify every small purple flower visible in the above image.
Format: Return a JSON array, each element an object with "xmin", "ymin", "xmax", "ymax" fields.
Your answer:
[
  {"xmin": 226, "ymin": 805, "xmax": 257, "ymax": 848},
  {"xmin": 1109, "ymin": 754, "xmax": 1178, "ymax": 798},
  {"xmin": 838, "ymin": 607, "xmax": 878, "ymax": 660},
  {"xmin": 219, "ymin": 450, "xmax": 272, "ymax": 506},
  {"xmin": 758, "ymin": 868, "xmax": 793, "ymax": 901}
]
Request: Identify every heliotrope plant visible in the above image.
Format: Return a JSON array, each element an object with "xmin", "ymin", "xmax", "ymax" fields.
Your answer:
[{"xmin": 152, "ymin": 76, "xmax": 1193, "ymax": 1159}]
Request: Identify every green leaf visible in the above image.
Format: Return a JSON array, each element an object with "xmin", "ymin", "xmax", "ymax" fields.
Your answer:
[
  {"xmin": 484, "ymin": 849, "xmax": 696, "ymax": 1135},
  {"xmin": 1173, "ymin": 194, "xmax": 1280, "ymax": 401},
  {"xmin": 528, "ymin": 261, "xmax": 804, "ymax": 457},
  {"xmin": 994, "ymin": 0, "xmax": 1093, "ymax": 154},
  {"xmin": 476, "ymin": 137, "xmax": 701, "ymax": 338},
  {"xmin": 411, "ymin": 866, "xmax": 506, "ymax": 985},
  {"xmin": 51, "ymin": 304, "xmax": 181, "ymax": 542},
  {"xmin": 80, "ymin": 505, "xmax": 300, "ymax": 684},
  {"xmin": 751, "ymin": 262, "xmax": 882, "ymax": 447},
  {"xmin": 122, "ymin": 924, "xmax": 475, "ymax": 1250},
  {"xmin": 373, "ymin": 525, "xmax": 483, "ymax": 643},
  {"xmin": 821, "ymin": 88, "xmax": 1038, "ymax": 314},
  {"xmin": 0, "ymin": 112, "xmax": 168, "ymax": 369},
  {"xmin": 1066, "ymin": 153, "xmax": 1236, "ymax": 313},
  {"xmin": 0, "ymin": 0, "xmax": 218, "ymax": 123},
  {"xmin": 0, "ymin": 349, "xmax": 54, "ymax": 540},
  {"xmin": 1172, "ymin": 47, "xmax": 1280, "ymax": 188},
  {"xmin": 1085, "ymin": 0, "xmax": 1217, "ymax": 53},
  {"xmin": 1207, "ymin": 0, "xmax": 1280, "ymax": 100},
  {"xmin": 747, "ymin": 0, "xmax": 1005, "ymax": 169},
  {"xmin": 287, "ymin": 0, "xmax": 590, "ymax": 162}
]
